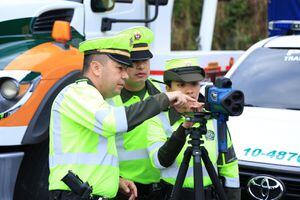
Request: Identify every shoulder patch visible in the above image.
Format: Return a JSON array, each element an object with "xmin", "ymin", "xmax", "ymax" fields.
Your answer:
[{"xmin": 205, "ymin": 130, "xmax": 215, "ymax": 141}]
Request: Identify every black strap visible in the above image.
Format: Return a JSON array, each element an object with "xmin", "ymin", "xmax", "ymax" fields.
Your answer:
[{"xmin": 50, "ymin": 190, "xmax": 109, "ymax": 200}]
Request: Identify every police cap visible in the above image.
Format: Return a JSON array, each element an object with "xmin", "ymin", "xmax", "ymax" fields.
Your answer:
[
  {"xmin": 79, "ymin": 33, "xmax": 134, "ymax": 66},
  {"xmin": 163, "ymin": 58, "xmax": 205, "ymax": 83},
  {"xmin": 118, "ymin": 26, "xmax": 154, "ymax": 61}
]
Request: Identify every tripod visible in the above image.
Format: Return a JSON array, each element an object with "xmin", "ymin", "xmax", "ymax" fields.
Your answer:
[{"xmin": 169, "ymin": 112, "xmax": 227, "ymax": 200}]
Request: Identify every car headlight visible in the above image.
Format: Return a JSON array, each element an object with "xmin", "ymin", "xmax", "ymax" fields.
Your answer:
[{"xmin": 0, "ymin": 79, "xmax": 19, "ymax": 100}]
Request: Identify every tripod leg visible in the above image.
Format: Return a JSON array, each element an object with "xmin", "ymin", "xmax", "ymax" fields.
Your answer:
[
  {"xmin": 201, "ymin": 148, "xmax": 228, "ymax": 200},
  {"xmin": 193, "ymin": 148, "xmax": 205, "ymax": 200},
  {"xmin": 170, "ymin": 147, "xmax": 192, "ymax": 200}
]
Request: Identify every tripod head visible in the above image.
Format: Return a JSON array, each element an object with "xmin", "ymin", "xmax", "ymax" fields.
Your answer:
[
  {"xmin": 185, "ymin": 110, "xmax": 230, "ymax": 153},
  {"xmin": 184, "ymin": 112, "xmax": 212, "ymax": 147},
  {"xmin": 185, "ymin": 111, "xmax": 212, "ymax": 123}
]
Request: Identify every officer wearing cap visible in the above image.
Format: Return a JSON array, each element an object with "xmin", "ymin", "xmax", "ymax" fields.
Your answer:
[
  {"xmin": 48, "ymin": 33, "xmax": 201, "ymax": 200},
  {"xmin": 106, "ymin": 27, "xmax": 165, "ymax": 200},
  {"xmin": 147, "ymin": 58, "xmax": 241, "ymax": 200}
]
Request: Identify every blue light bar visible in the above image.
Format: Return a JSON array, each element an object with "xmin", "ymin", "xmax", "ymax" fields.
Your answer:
[{"xmin": 269, "ymin": 20, "xmax": 300, "ymax": 31}]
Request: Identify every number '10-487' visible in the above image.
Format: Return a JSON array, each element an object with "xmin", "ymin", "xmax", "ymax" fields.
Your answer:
[{"xmin": 244, "ymin": 148, "xmax": 300, "ymax": 162}]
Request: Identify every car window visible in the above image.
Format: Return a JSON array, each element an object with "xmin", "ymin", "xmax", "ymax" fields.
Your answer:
[{"xmin": 230, "ymin": 47, "xmax": 300, "ymax": 110}]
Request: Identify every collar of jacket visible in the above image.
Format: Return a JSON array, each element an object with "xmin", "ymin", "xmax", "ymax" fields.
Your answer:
[
  {"xmin": 120, "ymin": 79, "xmax": 161, "ymax": 102},
  {"xmin": 169, "ymin": 107, "xmax": 183, "ymax": 126},
  {"xmin": 76, "ymin": 76, "xmax": 97, "ymax": 88}
]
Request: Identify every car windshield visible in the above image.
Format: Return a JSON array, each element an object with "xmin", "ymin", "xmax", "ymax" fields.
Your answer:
[{"xmin": 230, "ymin": 47, "xmax": 300, "ymax": 110}]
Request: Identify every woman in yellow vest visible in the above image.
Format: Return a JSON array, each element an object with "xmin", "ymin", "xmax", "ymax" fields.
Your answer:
[{"xmin": 147, "ymin": 58, "xmax": 241, "ymax": 200}]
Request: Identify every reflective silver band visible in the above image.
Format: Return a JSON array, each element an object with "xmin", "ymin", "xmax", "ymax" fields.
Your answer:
[
  {"xmin": 148, "ymin": 142, "xmax": 164, "ymax": 153},
  {"xmin": 223, "ymin": 176, "xmax": 240, "ymax": 188},
  {"xmin": 156, "ymin": 113, "xmax": 172, "ymax": 137},
  {"xmin": 113, "ymin": 107, "xmax": 128, "ymax": 133},
  {"xmin": 52, "ymin": 88, "xmax": 68, "ymax": 154},
  {"xmin": 118, "ymin": 149, "xmax": 149, "ymax": 161},
  {"xmin": 94, "ymin": 106, "xmax": 128, "ymax": 134},
  {"xmin": 51, "ymin": 86, "xmax": 118, "ymax": 168},
  {"xmin": 153, "ymin": 150, "xmax": 165, "ymax": 169},
  {"xmin": 148, "ymin": 141, "xmax": 165, "ymax": 169},
  {"xmin": 49, "ymin": 152, "xmax": 118, "ymax": 167},
  {"xmin": 161, "ymin": 163, "xmax": 218, "ymax": 179}
]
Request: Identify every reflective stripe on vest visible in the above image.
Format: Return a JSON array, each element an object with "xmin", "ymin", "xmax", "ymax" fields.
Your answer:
[
  {"xmin": 116, "ymin": 133, "xmax": 149, "ymax": 161},
  {"xmin": 156, "ymin": 112, "xmax": 173, "ymax": 137},
  {"xmin": 148, "ymin": 141, "xmax": 165, "ymax": 169},
  {"xmin": 95, "ymin": 106, "xmax": 127, "ymax": 134},
  {"xmin": 147, "ymin": 112, "xmax": 173, "ymax": 168},
  {"xmin": 224, "ymin": 177, "xmax": 240, "ymax": 188},
  {"xmin": 161, "ymin": 162, "xmax": 218, "ymax": 180},
  {"xmin": 108, "ymin": 97, "xmax": 150, "ymax": 161},
  {"xmin": 50, "ymin": 88, "xmax": 118, "ymax": 168},
  {"xmin": 109, "ymin": 85, "xmax": 166, "ymax": 162}
]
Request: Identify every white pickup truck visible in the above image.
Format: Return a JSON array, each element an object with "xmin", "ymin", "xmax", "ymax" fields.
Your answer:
[{"xmin": 226, "ymin": 34, "xmax": 300, "ymax": 200}]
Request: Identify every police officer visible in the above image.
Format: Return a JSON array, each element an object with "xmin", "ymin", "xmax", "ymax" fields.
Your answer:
[
  {"xmin": 107, "ymin": 27, "xmax": 164, "ymax": 200},
  {"xmin": 48, "ymin": 34, "xmax": 201, "ymax": 200},
  {"xmin": 147, "ymin": 58, "xmax": 241, "ymax": 200}
]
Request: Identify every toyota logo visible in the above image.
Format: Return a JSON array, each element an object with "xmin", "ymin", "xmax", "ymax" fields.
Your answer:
[{"xmin": 247, "ymin": 175, "xmax": 285, "ymax": 200}]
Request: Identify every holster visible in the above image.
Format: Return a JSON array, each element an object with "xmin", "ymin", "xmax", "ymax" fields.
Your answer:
[{"xmin": 61, "ymin": 170, "xmax": 93, "ymax": 200}]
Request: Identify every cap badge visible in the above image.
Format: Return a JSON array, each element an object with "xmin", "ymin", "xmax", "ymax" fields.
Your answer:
[
  {"xmin": 134, "ymin": 32, "xmax": 141, "ymax": 40},
  {"xmin": 205, "ymin": 130, "xmax": 215, "ymax": 141}
]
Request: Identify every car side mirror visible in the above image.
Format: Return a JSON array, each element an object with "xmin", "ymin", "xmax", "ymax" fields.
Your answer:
[{"xmin": 91, "ymin": 0, "xmax": 115, "ymax": 12}]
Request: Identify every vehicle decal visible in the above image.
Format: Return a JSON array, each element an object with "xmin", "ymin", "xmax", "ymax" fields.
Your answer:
[
  {"xmin": 284, "ymin": 49, "xmax": 300, "ymax": 62},
  {"xmin": 0, "ymin": 18, "xmax": 32, "ymax": 41},
  {"xmin": 243, "ymin": 147, "xmax": 300, "ymax": 164},
  {"xmin": 0, "ymin": 30, "xmax": 83, "ymax": 70}
]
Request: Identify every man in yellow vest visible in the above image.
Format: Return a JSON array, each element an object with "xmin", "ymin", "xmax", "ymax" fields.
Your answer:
[
  {"xmin": 147, "ymin": 58, "xmax": 241, "ymax": 200},
  {"xmin": 48, "ymin": 33, "xmax": 201, "ymax": 200},
  {"xmin": 107, "ymin": 27, "xmax": 164, "ymax": 200}
]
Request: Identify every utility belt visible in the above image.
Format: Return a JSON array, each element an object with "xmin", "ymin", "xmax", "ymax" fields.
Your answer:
[
  {"xmin": 50, "ymin": 190, "xmax": 110, "ymax": 200},
  {"xmin": 160, "ymin": 180, "xmax": 217, "ymax": 200},
  {"xmin": 135, "ymin": 182, "xmax": 163, "ymax": 195}
]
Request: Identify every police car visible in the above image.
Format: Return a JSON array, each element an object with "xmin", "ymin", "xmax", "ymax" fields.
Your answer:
[{"xmin": 225, "ymin": 31, "xmax": 300, "ymax": 200}]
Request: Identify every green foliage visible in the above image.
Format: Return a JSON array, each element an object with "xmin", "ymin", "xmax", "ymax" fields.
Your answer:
[
  {"xmin": 171, "ymin": 0, "xmax": 202, "ymax": 50},
  {"xmin": 171, "ymin": 0, "xmax": 268, "ymax": 50}
]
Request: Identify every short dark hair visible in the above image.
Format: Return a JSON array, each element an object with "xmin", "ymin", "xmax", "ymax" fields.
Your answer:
[
  {"xmin": 165, "ymin": 81, "xmax": 171, "ymax": 87},
  {"xmin": 82, "ymin": 54, "xmax": 109, "ymax": 74}
]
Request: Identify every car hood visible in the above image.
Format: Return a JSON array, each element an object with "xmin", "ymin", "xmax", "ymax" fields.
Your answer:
[{"xmin": 227, "ymin": 107, "xmax": 300, "ymax": 167}]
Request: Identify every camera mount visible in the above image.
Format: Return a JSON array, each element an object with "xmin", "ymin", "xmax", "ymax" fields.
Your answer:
[{"xmin": 169, "ymin": 112, "xmax": 228, "ymax": 200}]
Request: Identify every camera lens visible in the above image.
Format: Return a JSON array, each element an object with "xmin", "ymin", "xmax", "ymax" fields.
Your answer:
[
  {"xmin": 224, "ymin": 99, "xmax": 232, "ymax": 106},
  {"xmin": 232, "ymin": 104, "xmax": 243, "ymax": 116},
  {"xmin": 232, "ymin": 91, "xmax": 243, "ymax": 102}
]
